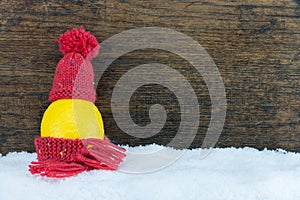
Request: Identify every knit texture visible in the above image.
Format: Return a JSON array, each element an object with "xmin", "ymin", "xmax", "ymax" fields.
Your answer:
[
  {"xmin": 49, "ymin": 53, "xmax": 96, "ymax": 102},
  {"xmin": 49, "ymin": 27, "xmax": 99, "ymax": 103},
  {"xmin": 30, "ymin": 137, "xmax": 126, "ymax": 178}
]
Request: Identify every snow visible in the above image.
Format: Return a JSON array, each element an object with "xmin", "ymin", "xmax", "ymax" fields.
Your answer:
[{"xmin": 1, "ymin": 145, "xmax": 300, "ymax": 200}]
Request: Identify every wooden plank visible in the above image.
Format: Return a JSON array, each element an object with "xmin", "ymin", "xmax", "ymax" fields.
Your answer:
[{"xmin": 0, "ymin": 0, "xmax": 300, "ymax": 154}]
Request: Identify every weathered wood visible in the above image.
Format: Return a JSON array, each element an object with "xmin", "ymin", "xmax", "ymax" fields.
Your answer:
[{"xmin": 1, "ymin": 0, "xmax": 300, "ymax": 154}]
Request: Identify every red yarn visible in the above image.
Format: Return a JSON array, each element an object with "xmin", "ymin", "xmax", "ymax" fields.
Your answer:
[
  {"xmin": 56, "ymin": 26, "xmax": 100, "ymax": 60},
  {"xmin": 48, "ymin": 53, "xmax": 96, "ymax": 102},
  {"xmin": 49, "ymin": 27, "xmax": 99, "ymax": 102},
  {"xmin": 29, "ymin": 137, "xmax": 126, "ymax": 178},
  {"xmin": 29, "ymin": 162, "xmax": 87, "ymax": 178}
]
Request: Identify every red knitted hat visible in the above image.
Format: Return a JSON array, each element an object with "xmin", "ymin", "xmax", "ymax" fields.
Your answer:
[{"xmin": 49, "ymin": 27, "xmax": 99, "ymax": 103}]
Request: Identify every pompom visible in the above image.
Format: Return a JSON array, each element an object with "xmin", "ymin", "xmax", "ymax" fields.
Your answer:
[{"xmin": 56, "ymin": 27, "xmax": 100, "ymax": 59}]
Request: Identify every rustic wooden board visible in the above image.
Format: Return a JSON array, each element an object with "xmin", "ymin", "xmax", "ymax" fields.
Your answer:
[{"xmin": 1, "ymin": 0, "xmax": 300, "ymax": 154}]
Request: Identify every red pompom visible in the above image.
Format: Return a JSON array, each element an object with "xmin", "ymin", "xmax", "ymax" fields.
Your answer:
[{"xmin": 56, "ymin": 27, "xmax": 100, "ymax": 59}]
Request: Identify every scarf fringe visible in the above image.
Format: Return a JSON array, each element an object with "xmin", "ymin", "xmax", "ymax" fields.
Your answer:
[{"xmin": 29, "ymin": 137, "xmax": 126, "ymax": 178}]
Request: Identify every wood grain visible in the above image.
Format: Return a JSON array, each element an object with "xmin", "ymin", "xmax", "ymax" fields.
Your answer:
[{"xmin": 1, "ymin": 0, "xmax": 300, "ymax": 154}]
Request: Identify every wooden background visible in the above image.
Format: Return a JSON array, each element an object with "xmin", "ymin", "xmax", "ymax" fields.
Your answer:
[{"xmin": 1, "ymin": 0, "xmax": 300, "ymax": 154}]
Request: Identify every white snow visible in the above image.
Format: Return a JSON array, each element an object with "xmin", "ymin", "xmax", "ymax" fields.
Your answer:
[{"xmin": 1, "ymin": 145, "xmax": 300, "ymax": 200}]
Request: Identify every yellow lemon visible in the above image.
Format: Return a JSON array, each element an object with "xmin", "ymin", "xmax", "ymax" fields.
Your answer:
[{"xmin": 41, "ymin": 99, "xmax": 104, "ymax": 140}]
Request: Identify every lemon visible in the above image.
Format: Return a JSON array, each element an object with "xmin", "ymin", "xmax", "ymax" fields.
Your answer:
[{"xmin": 41, "ymin": 99, "xmax": 104, "ymax": 140}]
